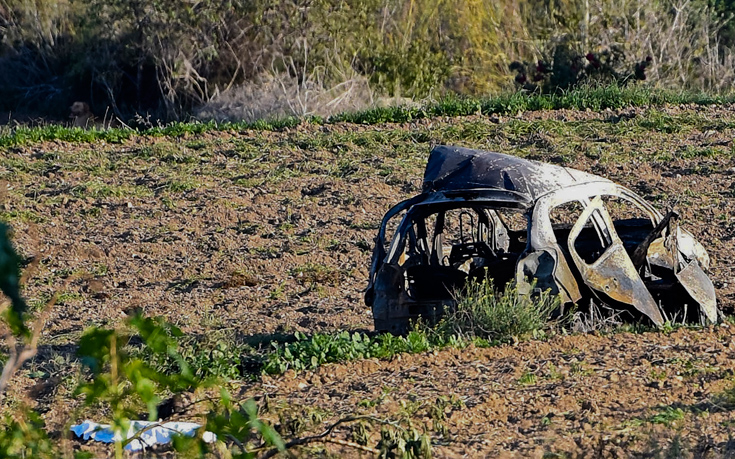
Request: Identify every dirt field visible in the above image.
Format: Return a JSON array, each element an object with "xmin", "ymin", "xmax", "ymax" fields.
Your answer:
[{"xmin": 2, "ymin": 104, "xmax": 735, "ymax": 457}]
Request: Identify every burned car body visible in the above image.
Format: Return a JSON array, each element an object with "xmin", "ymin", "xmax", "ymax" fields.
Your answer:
[{"xmin": 365, "ymin": 145, "xmax": 717, "ymax": 333}]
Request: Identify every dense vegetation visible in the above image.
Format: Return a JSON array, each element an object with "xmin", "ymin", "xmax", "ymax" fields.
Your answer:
[{"xmin": 1, "ymin": 0, "xmax": 734, "ymax": 121}]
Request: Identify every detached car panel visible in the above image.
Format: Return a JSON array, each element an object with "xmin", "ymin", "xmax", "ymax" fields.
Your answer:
[{"xmin": 365, "ymin": 145, "xmax": 718, "ymax": 334}]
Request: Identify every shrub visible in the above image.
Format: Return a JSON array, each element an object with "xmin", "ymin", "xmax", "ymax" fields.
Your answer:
[
  {"xmin": 436, "ymin": 280, "xmax": 560, "ymax": 343},
  {"xmin": 509, "ymin": 44, "xmax": 652, "ymax": 93},
  {"xmin": 1, "ymin": 0, "xmax": 735, "ymax": 121}
]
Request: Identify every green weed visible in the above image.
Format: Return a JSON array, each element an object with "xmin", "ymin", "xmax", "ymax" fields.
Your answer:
[
  {"xmin": 649, "ymin": 406, "xmax": 686, "ymax": 426},
  {"xmin": 0, "ymin": 210, "xmax": 45, "ymax": 224},
  {"xmin": 164, "ymin": 178, "xmax": 199, "ymax": 193},
  {"xmin": 435, "ymin": 279, "xmax": 560, "ymax": 343},
  {"xmin": 518, "ymin": 370, "xmax": 537, "ymax": 385},
  {"xmin": 262, "ymin": 329, "xmax": 439, "ymax": 374}
]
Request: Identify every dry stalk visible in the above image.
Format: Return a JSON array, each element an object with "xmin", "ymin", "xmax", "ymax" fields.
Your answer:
[{"xmin": 257, "ymin": 415, "xmax": 398, "ymax": 459}]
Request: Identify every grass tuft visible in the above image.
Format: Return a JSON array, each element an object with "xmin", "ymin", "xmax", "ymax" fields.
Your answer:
[{"xmin": 435, "ymin": 280, "xmax": 560, "ymax": 344}]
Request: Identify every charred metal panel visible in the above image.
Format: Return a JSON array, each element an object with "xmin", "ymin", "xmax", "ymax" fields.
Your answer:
[
  {"xmin": 675, "ymin": 260, "xmax": 718, "ymax": 323},
  {"xmin": 566, "ymin": 197, "xmax": 664, "ymax": 325}
]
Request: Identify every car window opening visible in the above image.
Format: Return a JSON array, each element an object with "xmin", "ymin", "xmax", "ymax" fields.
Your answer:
[{"xmin": 396, "ymin": 206, "xmax": 528, "ymax": 302}]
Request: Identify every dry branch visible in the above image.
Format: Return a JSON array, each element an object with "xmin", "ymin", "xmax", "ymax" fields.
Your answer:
[{"xmin": 257, "ymin": 415, "xmax": 394, "ymax": 459}]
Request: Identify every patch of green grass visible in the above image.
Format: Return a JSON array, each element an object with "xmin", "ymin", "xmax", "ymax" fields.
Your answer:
[
  {"xmin": 518, "ymin": 370, "xmax": 537, "ymax": 385},
  {"xmin": 56, "ymin": 291, "xmax": 83, "ymax": 306},
  {"xmin": 290, "ymin": 262, "xmax": 342, "ymax": 286},
  {"xmin": 0, "ymin": 210, "xmax": 45, "ymax": 224},
  {"xmin": 678, "ymin": 145, "xmax": 725, "ymax": 159},
  {"xmin": 649, "ymin": 369, "xmax": 668, "ymax": 380},
  {"xmin": 648, "ymin": 406, "xmax": 686, "ymax": 426},
  {"xmin": 233, "ymin": 177, "xmax": 265, "ymax": 188},
  {"xmin": 2, "ymin": 86, "xmax": 735, "ymax": 148},
  {"xmin": 0, "ymin": 125, "xmax": 133, "ymax": 147},
  {"xmin": 184, "ymin": 140, "xmax": 208, "ymax": 150},
  {"xmin": 164, "ymin": 178, "xmax": 199, "ymax": 193},
  {"xmin": 625, "ymin": 406, "xmax": 687, "ymax": 430},
  {"xmin": 545, "ymin": 363, "xmax": 564, "ymax": 382},
  {"xmin": 570, "ymin": 361, "xmax": 594, "ymax": 377},
  {"xmin": 435, "ymin": 279, "xmax": 560, "ymax": 344},
  {"xmin": 679, "ymin": 358, "xmax": 718, "ymax": 378},
  {"xmin": 267, "ymin": 282, "xmax": 286, "ymax": 300},
  {"xmin": 636, "ymin": 110, "xmax": 686, "ymax": 134}
]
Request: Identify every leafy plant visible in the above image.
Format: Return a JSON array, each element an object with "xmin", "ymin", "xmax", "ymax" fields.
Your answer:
[
  {"xmin": 263, "ymin": 329, "xmax": 443, "ymax": 374},
  {"xmin": 0, "ymin": 223, "xmax": 27, "ymax": 338},
  {"xmin": 137, "ymin": 330, "xmax": 254, "ymax": 381},
  {"xmin": 648, "ymin": 406, "xmax": 685, "ymax": 426},
  {"xmin": 0, "ymin": 410, "xmax": 57, "ymax": 459},
  {"xmin": 197, "ymin": 396, "xmax": 285, "ymax": 459}
]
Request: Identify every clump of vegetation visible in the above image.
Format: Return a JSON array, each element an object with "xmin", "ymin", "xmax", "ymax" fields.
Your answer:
[
  {"xmin": 509, "ymin": 44, "xmax": 652, "ymax": 93},
  {"xmin": 263, "ymin": 330, "xmax": 444, "ymax": 374},
  {"xmin": 1, "ymin": 0, "xmax": 734, "ymax": 120},
  {"xmin": 436, "ymin": 280, "xmax": 560, "ymax": 343},
  {"xmin": 262, "ymin": 281, "xmax": 561, "ymax": 374}
]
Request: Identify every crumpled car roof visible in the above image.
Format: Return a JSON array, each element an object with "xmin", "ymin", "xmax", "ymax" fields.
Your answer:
[{"xmin": 423, "ymin": 145, "xmax": 613, "ymax": 201}]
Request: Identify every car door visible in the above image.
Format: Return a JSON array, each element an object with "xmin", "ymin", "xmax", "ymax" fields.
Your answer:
[{"xmin": 566, "ymin": 196, "xmax": 664, "ymax": 325}]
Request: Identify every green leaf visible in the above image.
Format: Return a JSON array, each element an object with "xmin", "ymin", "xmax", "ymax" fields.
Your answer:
[
  {"xmin": 0, "ymin": 223, "xmax": 28, "ymax": 337},
  {"xmin": 76, "ymin": 328, "xmax": 117, "ymax": 374}
]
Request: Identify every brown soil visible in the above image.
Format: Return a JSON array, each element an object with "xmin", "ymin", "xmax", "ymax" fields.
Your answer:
[
  {"xmin": 252, "ymin": 325, "xmax": 735, "ymax": 458},
  {"xmin": 2, "ymin": 104, "xmax": 735, "ymax": 457}
]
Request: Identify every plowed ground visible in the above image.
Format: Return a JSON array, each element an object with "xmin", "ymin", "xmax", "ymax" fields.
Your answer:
[{"xmin": 2, "ymin": 104, "xmax": 735, "ymax": 457}]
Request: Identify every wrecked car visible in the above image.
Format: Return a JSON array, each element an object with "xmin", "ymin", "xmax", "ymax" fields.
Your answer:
[{"xmin": 365, "ymin": 145, "xmax": 718, "ymax": 334}]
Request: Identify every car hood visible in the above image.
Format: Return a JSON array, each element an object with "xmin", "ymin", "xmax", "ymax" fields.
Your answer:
[{"xmin": 423, "ymin": 145, "xmax": 613, "ymax": 201}]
